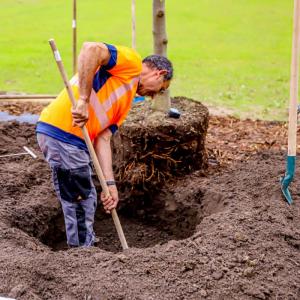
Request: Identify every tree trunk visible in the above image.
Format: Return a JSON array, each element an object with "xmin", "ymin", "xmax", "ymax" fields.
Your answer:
[{"xmin": 152, "ymin": 0, "xmax": 171, "ymax": 111}]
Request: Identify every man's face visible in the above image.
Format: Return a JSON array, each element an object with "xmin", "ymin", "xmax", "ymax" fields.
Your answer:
[{"xmin": 137, "ymin": 64, "xmax": 170, "ymax": 98}]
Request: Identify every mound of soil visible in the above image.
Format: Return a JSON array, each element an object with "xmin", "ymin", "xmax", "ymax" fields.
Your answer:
[{"xmin": 0, "ymin": 99, "xmax": 299, "ymax": 300}]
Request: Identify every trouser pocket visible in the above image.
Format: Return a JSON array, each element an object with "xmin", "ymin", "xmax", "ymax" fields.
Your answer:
[{"xmin": 55, "ymin": 165, "xmax": 92, "ymax": 202}]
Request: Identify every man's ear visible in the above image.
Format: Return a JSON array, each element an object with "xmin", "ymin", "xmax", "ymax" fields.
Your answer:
[{"xmin": 158, "ymin": 69, "xmax": 168, "ymax": 77}]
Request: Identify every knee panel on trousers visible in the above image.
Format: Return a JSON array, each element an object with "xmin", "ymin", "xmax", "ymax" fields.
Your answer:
[{"xmin": 55, "ymin": 165, "xmax": 92, "ymax": 202}]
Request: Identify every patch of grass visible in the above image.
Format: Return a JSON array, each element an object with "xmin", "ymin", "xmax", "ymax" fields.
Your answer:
[{"xmin": 0, "ymin": 0, "xmax": 294, "ymax": 119}]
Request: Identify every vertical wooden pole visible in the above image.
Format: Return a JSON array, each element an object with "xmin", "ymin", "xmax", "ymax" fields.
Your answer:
[
  {"xmin": 152, "ymin": 0, "xmax": 170, "ymax": 111},
  {"xmin": 72, "ymin": 0, "xmax": 77, "ymax": 74},
  {"xmin": 288, "ymin": 0, "xmax": 300, "ymax": 156},
  {"xmin": 132, "ymin": 0, "xmax": 136, "ymax": 49}
]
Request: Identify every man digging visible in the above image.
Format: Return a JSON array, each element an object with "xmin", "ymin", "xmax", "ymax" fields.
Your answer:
[{"xmin": 36, "ymin": 42, "xmax": 173, "ymax": 247}]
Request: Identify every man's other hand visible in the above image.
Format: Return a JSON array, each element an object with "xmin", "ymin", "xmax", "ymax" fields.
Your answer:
[
  {"xmin": 71, "ymin": 98, "xmax": 89, "ymax": 127},
  {"xmin": 100, "ymin": 185, "xmax": 119, "ymax": 213}
]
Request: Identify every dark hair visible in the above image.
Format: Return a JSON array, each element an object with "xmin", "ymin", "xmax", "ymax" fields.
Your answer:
[{"xmin": 142, "ymin": 55, "xmax": 173, "ymax": 81}]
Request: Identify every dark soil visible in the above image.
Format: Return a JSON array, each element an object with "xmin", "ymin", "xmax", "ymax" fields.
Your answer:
[{"xmin": 0, "ymin": 99, "xmax": 299, "ymax": 300}]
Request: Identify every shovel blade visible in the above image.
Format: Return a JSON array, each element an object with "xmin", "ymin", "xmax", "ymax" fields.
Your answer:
[
  {"xmin": 280, "ymin": 183, "xmax": 293, "ymax": 205},
  {"xmin": 280, "ymin": 155, "xmax": 296, "ymax": 205}
]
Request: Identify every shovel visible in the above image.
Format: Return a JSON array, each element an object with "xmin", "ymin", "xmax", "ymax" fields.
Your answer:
[
  {"xmin": 280, "ymin": 0, "xmax": 300, "ymax": 204},
  {"xmin": 49, "ymin": 39, "xmax": 129, "ymax": 250}
]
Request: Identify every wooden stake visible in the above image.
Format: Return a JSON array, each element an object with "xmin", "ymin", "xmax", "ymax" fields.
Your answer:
[
  {"xmin": 72, "ymin": 0, "xmax": 77, "ymax": 74},
  {"xmin": 0, "ymin": 94, "xmax": 55, "ymax": 100},
  {"xmin": 132, "ymin": 0, "xmax": 136, "ymax": 49},
  {"xmin": 49, "ymin": 39, "xmax": 129, "ymax": 250}
]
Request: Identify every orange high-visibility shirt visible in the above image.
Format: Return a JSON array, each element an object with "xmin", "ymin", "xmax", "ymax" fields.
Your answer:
[{"xmin": 36, "ymin": 44, "xmax": 142, "ymax": 150}]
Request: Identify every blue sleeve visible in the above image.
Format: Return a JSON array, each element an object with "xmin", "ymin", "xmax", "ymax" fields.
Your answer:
[
  {"xmin": 103, "ymin": 43, "xmax": 117, "ymax": 70},
  {"xmin": 108, "ymin": 124, "xmax": 118, "ymax": 135}
]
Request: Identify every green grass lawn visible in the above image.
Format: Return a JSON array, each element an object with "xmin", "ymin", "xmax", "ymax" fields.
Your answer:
[{"xmin": 0, "ymin": 0, "xmax": 294, "ymax": 119}]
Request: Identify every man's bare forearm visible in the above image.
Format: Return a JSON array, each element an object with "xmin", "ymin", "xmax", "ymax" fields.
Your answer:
[
  {"xmin": 78, "ymin": 42, "xmax": 110, "ymax": 102},
  {"xmin": 94, "ymin": 129, "xmax": 114, "ymax": 181}
]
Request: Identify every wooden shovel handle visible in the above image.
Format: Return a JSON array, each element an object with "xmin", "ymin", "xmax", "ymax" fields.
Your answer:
[
  {"xmin": 288, "ymin": 0, "xmax": 300, "ymax": 156},
  {"xmin": 49, "ymin": 39, "xmax": 129, "ymax": 250}
]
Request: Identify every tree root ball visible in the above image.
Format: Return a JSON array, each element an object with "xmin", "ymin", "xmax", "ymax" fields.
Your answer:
[{"xmin": 111, "ymin": 96, "xmax": 209, "ymax": 197}]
